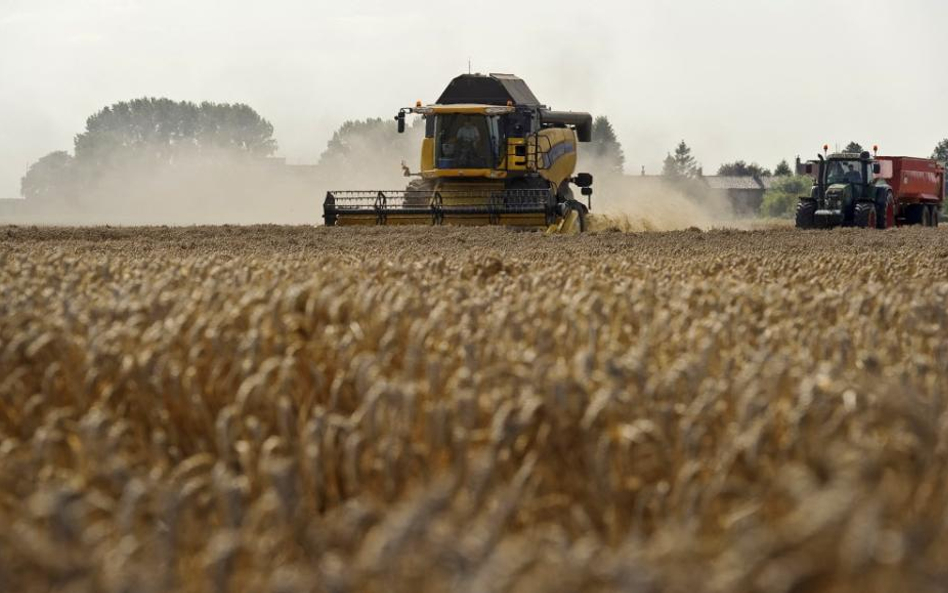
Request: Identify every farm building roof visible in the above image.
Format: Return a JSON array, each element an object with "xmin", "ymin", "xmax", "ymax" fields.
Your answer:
[{"xmin": 702, "ymin": 176, "xmax": 768, "ymax": 190}]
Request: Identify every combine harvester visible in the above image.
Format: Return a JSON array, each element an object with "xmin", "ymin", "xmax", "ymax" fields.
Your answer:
[
  {"xmin": 323, "ymin": 73, "xmax": 595, "ymax": 233},
  {"xmin": 796, "ymin": 146, "xmax": 945, "ymax": 229}
]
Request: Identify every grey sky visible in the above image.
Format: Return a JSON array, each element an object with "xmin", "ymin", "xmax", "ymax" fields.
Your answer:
[{"xmin": 2, "ymin": 0, "xmax": 946, "ymax": 199}]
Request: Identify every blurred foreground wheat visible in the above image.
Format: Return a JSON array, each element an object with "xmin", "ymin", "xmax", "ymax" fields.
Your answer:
[{"xmin": 2, "ymin": 225, "xmax": 948, "ymax": 593}]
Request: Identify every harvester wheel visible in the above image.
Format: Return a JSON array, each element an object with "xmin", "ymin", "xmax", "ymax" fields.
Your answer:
[
  {"xmin": 921, "ymin": 206, "xmax": 932, "ymax": 227},
  {"xmin": 566, "ymin": 201, "xmax": 588, "ymax": 233},
  {"xmin": 854, "ymin": 202, "xmax": 877, "ymax": 229},
  {"xmin": 549, "ymin": 201, "xmax": 587, "ymax": 234},
  {"xmin": 795, "ymin": 200, "xmax": 816, "ymax": 229},
  {"xmin": 575, "ymin": 204, "xmax": 588, "ymax": 233}
]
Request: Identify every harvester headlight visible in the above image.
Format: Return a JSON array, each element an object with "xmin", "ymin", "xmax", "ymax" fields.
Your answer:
[
  {"xmin": 485, "ymin": 106, "xmax": 515, "ymax": 115},
  {"xmin": 412, "ymin": 106, "xmax": 434, "ymax": 115}
]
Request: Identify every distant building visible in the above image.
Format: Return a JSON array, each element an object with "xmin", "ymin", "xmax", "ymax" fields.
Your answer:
[
  {"xmin": 701, "ymin": 175, "xmax": 770, "ymax": 215},
  {"xmin": 622, "ymin": 173, "xmax": 771, "ymax": 216}
]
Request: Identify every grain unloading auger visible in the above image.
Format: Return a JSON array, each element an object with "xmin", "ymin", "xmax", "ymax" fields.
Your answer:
[{"xmin": 323, "ymin": 73, "xmax": 595, "ymax": 233}]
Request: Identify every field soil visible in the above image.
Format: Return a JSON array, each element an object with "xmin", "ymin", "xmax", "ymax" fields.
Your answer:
[{"xmin": 2, "ymin": 225, "xmax": 948, "ymax": 592}]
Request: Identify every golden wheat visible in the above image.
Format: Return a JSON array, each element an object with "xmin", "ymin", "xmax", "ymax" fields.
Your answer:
[{"xmin": 1, "ymin": 224, "xmax": 948, "ymax": 593}]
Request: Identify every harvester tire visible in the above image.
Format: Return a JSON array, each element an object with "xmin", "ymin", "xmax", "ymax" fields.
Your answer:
[
  {"xmin": 795, "ymin": 200, "xmax": 816, "ymax": 229},
  {"xmin": 568, "ymin": 201, "xmax": 588, "ymax": 233},
  {"xmin": 854, "ymin": 202, "xmax": 877, "ymax": 229}
]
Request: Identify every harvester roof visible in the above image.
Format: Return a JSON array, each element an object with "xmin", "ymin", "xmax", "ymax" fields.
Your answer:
[{"xmin": 436, "ymin": 73, "xmax": 542, "ymax": 107}]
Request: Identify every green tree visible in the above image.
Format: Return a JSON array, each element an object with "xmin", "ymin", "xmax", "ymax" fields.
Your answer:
[
  {"xmin": 717, "ymin": 161, "xmax": 772, "ymax": 177},
  {"xmin": 662, "ymin": 140, "xmax": 699, "ymax": 179},
  {"xmin": 318, "ymin": 117, "xmax": 422, "ymax": 167},
  {"xmin": 761, "ymin": 175, "xmax": 814, "ymax": 218},
  {"xmin": 932, "ymin": 139, "xmax": 948, "ymax": 163},
  {"xmin": 844, "ymin": 141, "xmax": 864, "ymax": 153},
  {"xmin": 774, "ymin": 160, "xmax": 792, "ymax": 177},
  {"xmin": 21, "ymin": 98, "xmax": 278, "ymax": 202},
  {"xmin": 588, "ymin": 116, "xmax": 625, "ymax": 174},
  {"xmin": 74, "ymin": 98, "xmax": 277, "ymax": 169},
  {"xmin": 20, "ymin": 151, "xmax": 75, "ymax": 200}
]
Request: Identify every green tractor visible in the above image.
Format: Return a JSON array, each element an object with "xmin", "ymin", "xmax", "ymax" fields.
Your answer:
[{"xmin": 796, "ymin": 150, "xmax": 895, "ymax": 229}]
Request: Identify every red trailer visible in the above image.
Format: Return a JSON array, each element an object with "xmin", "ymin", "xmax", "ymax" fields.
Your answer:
[{"xmin": 876, "ymin": 156, "xmax": 945, "ymax": 226}]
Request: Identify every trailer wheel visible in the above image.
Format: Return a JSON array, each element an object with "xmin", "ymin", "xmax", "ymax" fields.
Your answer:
[
  {"xmin": 921, "ymin": 206, "xmax": 932, "ymax": 227},
  {"xmin": 877, "ymin": 192, "xmax": 896, "ymax": 229},
  {"xmin": 854, "ymin": 202, "xmax": 877, "ymax": 229},
  {"xmin": 905, "ymin": 204, "xmax": 924, "ymax": 226},
  {"xmin": 933, "ymin": 207, "xmax": 940, "ymax": 228},
  {"xmin": 795, "ymin": 200, "xmax": 816, "ymax": 229}
]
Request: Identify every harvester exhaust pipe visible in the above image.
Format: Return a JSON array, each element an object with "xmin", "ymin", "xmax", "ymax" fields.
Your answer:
[{"xmin": 540, "ymin": 110, "xmax": 593, "ymax": 142}]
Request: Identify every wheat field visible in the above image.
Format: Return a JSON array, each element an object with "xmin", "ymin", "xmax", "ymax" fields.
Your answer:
[{"xmin": 2, "ymin": 224, "xmax": 948, "ymax": 593}]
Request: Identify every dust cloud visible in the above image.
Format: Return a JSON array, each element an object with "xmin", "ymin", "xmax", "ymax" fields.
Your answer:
[
  {"xmin": 580, "ymin": 153, "xmax": 739, "ymax": 232},
  {"xmin": 0, "ymin": 127, "xmax": 424, "ymax": 227},
  {"xmin": 1, "ymin": 158, "xmax": 317, "ymax": 226},
  {"xmin": 0, "ymin": 119, "xmax": 742, "ymax": 229},
  {"xmin": 316, "ymin": 120, "xmax": 425, "ymax": 194}
]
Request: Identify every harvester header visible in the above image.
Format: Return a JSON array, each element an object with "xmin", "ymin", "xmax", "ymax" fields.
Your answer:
[{"xmin": 324, "ymin": 73, "xmax": 595, "ymax": 232}]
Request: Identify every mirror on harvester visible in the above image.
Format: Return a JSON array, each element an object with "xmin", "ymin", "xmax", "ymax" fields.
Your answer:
[{"xmin": 396, "ymin": 111, "xmax": 406, "ymax": 133}]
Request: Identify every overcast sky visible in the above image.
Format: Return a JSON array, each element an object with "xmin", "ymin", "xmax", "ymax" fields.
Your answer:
[{"xmin": 2, "ymin": 0, "xmax": 947, "ymax": 198}]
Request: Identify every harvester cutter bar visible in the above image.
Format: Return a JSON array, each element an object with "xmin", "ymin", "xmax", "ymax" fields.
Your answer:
[{"xmin": 324, "ymin": 189, "xmax": 555, "ymax": 226}]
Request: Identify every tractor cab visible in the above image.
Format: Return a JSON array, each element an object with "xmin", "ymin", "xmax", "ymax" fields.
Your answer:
[{"xmin": 818, "ymin": 152, "xmax": 881, "ymax": 200}]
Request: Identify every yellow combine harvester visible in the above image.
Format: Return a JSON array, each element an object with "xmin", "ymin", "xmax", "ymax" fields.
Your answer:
[{"xmin": 323, "ymin": 73, "xmax": 595, "ymax": 232}]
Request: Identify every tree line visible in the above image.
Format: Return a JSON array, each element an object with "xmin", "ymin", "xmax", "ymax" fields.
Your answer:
[{"xmin": 21, "ymin": 98, "xmax": 278, "ymax": 202}]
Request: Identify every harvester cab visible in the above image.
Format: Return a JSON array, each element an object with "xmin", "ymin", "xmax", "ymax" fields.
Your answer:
[
  {"xmin": 324, "ymin": 73, "xmax": 595, "ymax": 233},
  {"xmin": 796, "ymin": 148, "xmax": 893, "ymax": 229}
]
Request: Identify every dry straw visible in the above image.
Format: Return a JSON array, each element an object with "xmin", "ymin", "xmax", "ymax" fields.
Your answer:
[{"xmin": 1, "ymin": 224, "xmax": 947, "ymax": 592}]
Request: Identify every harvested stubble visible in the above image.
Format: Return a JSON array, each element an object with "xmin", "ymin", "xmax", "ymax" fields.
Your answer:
[{"xmin": 2, "ymin": 224, "xmax": 948, "ymax": 593}]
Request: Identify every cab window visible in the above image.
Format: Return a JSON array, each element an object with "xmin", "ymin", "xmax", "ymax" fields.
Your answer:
[{"xmin": 434, "ymin": 114, "xmax": 492, "ymax": 169}]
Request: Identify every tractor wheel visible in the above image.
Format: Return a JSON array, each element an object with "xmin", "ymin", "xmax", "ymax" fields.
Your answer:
[
  {"xmin": 921, "ymin": 205, "xmax": 932, "ymax": 227},
  {"xmin": 854, "ymin": 202, "xmax": 877, "ymax": 229},
  {"xmin": 795, "ymin": 200, "xmax": 816, "ymax": 229},
  {"xmin": 876, "ymin": 192, "xmax": 896, "ymax": 229},
  {"xmin": 905, "ymin": 204, "xmax": 924, "ymax": 226}
]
